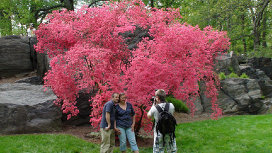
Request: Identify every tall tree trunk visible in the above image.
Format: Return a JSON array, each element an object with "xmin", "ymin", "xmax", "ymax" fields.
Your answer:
[
  {"xmin": 262, "ymin": 9, "xmax": 267, "ymax": 48},
  {"xmin": 253, "ymin": 25, "xmax": 261, "ymax": 51},
  {"xmin": 62, "ymin": 0, "xmax": 74, "ymax": 11},
  {"xmin": 241, "ymin": 13, "xmax": 247, "ymax": 53},
  {"xmin": 151, "ymin": 0, "xmax": 154, "ymax": 8},
  {"xmin": 250, "ymin": 0, "xmax": 270, "ymax": 51}
]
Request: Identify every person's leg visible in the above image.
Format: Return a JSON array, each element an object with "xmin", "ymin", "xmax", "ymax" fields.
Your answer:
[
  {"xmin": 117, "ymin": 127, "xmax": 127, "ymax": 152},
  {"xmin": 126, "ymin": 128, "xmax": 139, "ymax": 153},
  {"xmin": 153, "ymin": 132, "xmax": 165, "ymax": 153},
  {"xmin": 171, "ymin": 138, "xmax": 177, "ymax": 153},
  {"xmin": 165, "ymin": 135, "xmax": 177, "ymax": 153},
  {"xmin": 100, "ymin": 128, "xmax": 111, "ymax": 153},
  {"xmin": 109, "ymin": 129, "xmax": 115, "ymax": 153}
]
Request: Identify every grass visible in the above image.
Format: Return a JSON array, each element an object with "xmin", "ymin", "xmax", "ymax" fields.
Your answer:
[
  {"xmin": 177, "ymin": 114, "xmax": 272, "ymax": 153},
  {"xmin": 0, "ymin": 134, "xmax": 100, "ymax": 153},
  {"xmin": 1, "ymin": 114, "xmax": 272, "ymax": 153}
]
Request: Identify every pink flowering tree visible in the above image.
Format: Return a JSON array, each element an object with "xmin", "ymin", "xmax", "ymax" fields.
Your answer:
[{"xmin": 35, "ymin": 0, "xmax": 230, "ymax": 134}]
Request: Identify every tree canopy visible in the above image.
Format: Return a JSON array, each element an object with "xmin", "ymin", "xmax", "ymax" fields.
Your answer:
[
  {"xmin": 35, "ymin": 0, "xmax": 230, "ymax": 132},
  {"xmin": 0, "ymin": 0, "xmax": 75, "ymax": 36}
]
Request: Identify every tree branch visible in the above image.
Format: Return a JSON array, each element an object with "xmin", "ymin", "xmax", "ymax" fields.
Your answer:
[
  {"xmin": 36, "ymin": 4, "xmax": 64, "ymax": 13},
  {"xmin": 253, "ymin": 0, "xmax": 270, "ymax": 27}
]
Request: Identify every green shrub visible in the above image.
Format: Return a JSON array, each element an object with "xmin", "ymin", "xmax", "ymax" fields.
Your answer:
[
  {"xmin": 240, "ymin": 73, "xmax": 249, "ymax": 79},
  {"xmin": 166, "ymin": 96, "xmax": 189, "ymax": 113},
  {"xmin": 228, "ymin": 66, "xmax": 234, "ymax": 73},
  {"xmin": 218, "ymin": 72, "xmax": 226, "ymax": 80},
  {"xmin": 227, "ymin": 72, "xmax": 239, "ymax": 78}
]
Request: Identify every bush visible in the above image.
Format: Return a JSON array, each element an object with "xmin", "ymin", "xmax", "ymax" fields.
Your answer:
[
  {"xmin": 240, "ymin": 73, "xmax": 249, "ymax": 79},
  {"xmin": 228, "ymin": 66, "xmax": 234, "ymax": 73},
  {"xmin": 166, "ymin": 96, "xmax": 189, "ymax": 113},
  {"xmin": 219, "ymin": 72, "xmax": 226, "ymax": 80},
  {"xmin": 227, "ymin": 72, "xmax": 239, "ymax": 78}
]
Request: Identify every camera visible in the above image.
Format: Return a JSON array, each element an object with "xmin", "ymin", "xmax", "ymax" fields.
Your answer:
[{"xmin": 150, "ymin": 96, "xmax": 157, "ymax": 105}]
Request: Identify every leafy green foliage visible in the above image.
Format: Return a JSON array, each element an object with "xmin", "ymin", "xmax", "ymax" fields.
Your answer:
[
  {"xmin": 219, "ymin": 72, "xmax": 249, "ymax": 80},
  {"xmin": 240, "ymin": 73, "xmax": 249, "ymax": 79},
  {"xmin": 219, "ymin": 72, "xmax": 227, "ymax": 80},
  {"xmin": 166, "ymin": 96, "xmax": 189, "ymax": 113},
  {"xmin": 228, "ymin": 72, "xmax": 239, "ymax": 78},
  {"xmin": 247, "ymin": 47, "xmax": 272, "ymax": 58},
  {"xmin": 228, "ymin": 66, "xmax": 234, "ymax": 73},
  {"xmin": 0, "ymin": 0, "xmax": 71, "ymax": 36},
  {"xmin": 177, "ymin": 0, "xmax": 272, "ymax": 54}
]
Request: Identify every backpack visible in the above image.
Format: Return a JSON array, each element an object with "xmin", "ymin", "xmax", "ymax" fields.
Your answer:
[{"xmin": 155, "ymin": 103, "xmax": 177, "ymax": 146}]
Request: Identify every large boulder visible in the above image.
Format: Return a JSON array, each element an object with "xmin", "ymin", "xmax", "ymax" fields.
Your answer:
[
  {"xmin": 36, "ymin": 52, "xmax": 51, "ymax": 79},
  {"xmin": 215, "ymin": 53, "xmax": 241, "ymax": 75},
  {"xmin": 194, "ymin": 97, "xmax": 204, "ymax": 115},
  {"xmin": 0, "ymin": 83, "xmax": 61, "ymax": 134},
  {"xmin": 29, "ymin": 37, "xmax": 38, "ymax": 70},
  {"xmin": 0, "ymin": 36, "xmax": 33, "ymax": 78},
  {"xmin": 0, "ymin": 35, "xmax": 51, "ymax": 79},
  {"xmin": 248, "ymin": 57, "xmax": 272, "ymax": 80},
  {"xmin": 218, "ymin": 78, "xmax": 265, "ymax": 114},
  {"xmin": 240, "ymin": 65, "xmax": 272, "ymax": 98},
  {"xmin": 200, "ymin": 78, "xmax": 270, "ymax": 114}
]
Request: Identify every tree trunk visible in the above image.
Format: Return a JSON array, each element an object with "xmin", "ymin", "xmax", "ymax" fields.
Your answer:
[
  {"xmin": 253, "ymin": 25, "xmax": 261, "ymax": 51},
  {"xmin": 250, "ymin": 0, "xmax": 270, "ymax": 51},
  {"xmin": 62, "ymin": 0, "xmax": 74, "ymax": 11},
  {"xmin": 135, "ymin": 105, "xmax": 144, "ymax": 136},
  {"xmin": 241, "ymin": 14, "xmax": 247, "ymax": 53},
  {"xmin": 151, "ymin": 0, "xmax": 154, "ymax": 8},
  {"xmin": 262, "ymin": 9, "xmax": 267, "ymax": 48}
]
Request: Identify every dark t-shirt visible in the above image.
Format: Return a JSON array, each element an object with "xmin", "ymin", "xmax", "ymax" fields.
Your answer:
[
  {"xmin": 115, "ymin": 102, "xmax": 135, "ymax": 128},
  {"xmin": 100, "ymin": 100, "xmax": 116, "ymax": 129}
]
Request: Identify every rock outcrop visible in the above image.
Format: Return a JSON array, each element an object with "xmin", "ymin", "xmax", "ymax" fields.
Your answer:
[
  {"xmin": 248, "ymin": 57, "xmax": 272, "ymax": 80},
  {"xmin": 0, "ymin": 35, "xmax": 50, "ymax": 79},
  {"xmin": 219, "ymin": 78, "xmax": 265, "ymax": 114},
  {"xmin": 200, "ymin": 78, "xmax": 271, "ymax": 115},
  {"xmin": 0, "ymin": 83, "xmax": 61, "ymax": 134},
  {"xmin": 215, "ymin": 53, "xmax": 241, "ymax": 75},
  {"xmin": 0, "ymin": 36, "xmax": 33, "ymax": 78}
]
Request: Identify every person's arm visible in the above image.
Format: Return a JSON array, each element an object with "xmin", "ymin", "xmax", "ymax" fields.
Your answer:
[
  {"xmin": 170, "ymin": 103, "xmax": 175, "ymax": 115},
  {"xmin": 105, "ymin": 112, "xmax": 111, "ymax": 130},
  {"xmin": 114, "ymin": 120, "xmax": 121, "ymax": 134},
  {"xmin": 147, "ymin": 111, "xmax": 152, "ymax": 119},
  {"xmin": 147, "ymin": 105, "xmax": 154, "ymax": 119}
]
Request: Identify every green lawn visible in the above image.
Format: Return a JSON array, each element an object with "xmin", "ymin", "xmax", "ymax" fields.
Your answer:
[{"xmin": 1, "ymin": 114, "xmax": 271, "ymax": 153}]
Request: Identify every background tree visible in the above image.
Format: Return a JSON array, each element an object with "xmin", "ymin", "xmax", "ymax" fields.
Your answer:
[
  {"xmin": 249, "ymin": 0, "xmax": 271, "ymax": 51},
  {"xmin": 157, "ymin": 0, "xmax": 271, "ymax": 55},
  {"xmin": 0, "ymin": 0, "xmax": 77, "ymax": 36}
]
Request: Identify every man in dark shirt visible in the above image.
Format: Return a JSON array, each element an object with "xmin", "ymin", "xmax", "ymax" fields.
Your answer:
[{"xmin": 100, "ymin": 93, "xmax": 119, "ymax": 153}]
